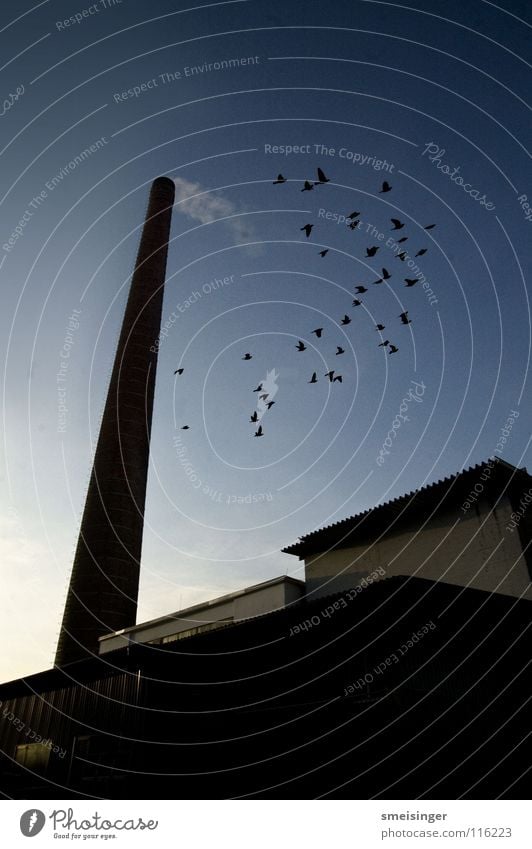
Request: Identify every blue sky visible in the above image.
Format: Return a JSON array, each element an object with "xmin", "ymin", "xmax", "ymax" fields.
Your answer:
[{"xmin": 1, "ymin": 0, "xmax": 531, "ymax": 681}]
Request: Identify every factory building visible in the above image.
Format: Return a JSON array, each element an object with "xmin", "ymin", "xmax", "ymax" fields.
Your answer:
[{"xmin": 1, "ymin": 179, "xmax": 530, "ymax": 799}]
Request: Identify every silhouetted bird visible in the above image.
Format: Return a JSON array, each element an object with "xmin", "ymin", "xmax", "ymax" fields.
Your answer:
[
  {"xmin": 424, "ymin": 223, "xmax": 436, "ymax": 230},
  {"xmin": 404, "ymin": 278, "xmax": 417, "ymax": 287},
  {"xmin": 181, "ymin": 425, "xmax": 190, "ymax": 430},
  {"xmin": 397, "ymin": 236, "xmax": 408, "ymax": 243},
  {"xmin": 259, "ymin": 393, "xmax": 269, "ymax": 400},
  {"xmin": 389, "ymin": 344, "xmax": 398, "ymax": 354},
  {"xmin": 309, "ymin": 372, "xmax": 318, "ymax": 383},
  {"xmin": 340, "ymin": 315, "xmax": 351, "ymax": 325},
  {"xmin": 382, "ymin": 267, "xmax": 391, "ymax": 279},
  {"xmin": 333, "ymin": 375, "xmax": 343, "ymax": 382},
  {"xmin": 253, "ymin": 383, "xmax": 263, "ymax": 392},
  {"xmin": 378, "ymin": 340, "xmax": 390, "ymax": 347},
  {"xmin": 399, "ymin": 311, "xmax": 411, "ymax": 325},
  {"xmin": 396, "ymin": 251, "xmax": 407, "ymax": 261},
  {"xmin": 296, "ymin": 340, "xmax": 307, "ymax": 351},
  {"xmin": 315, "ymin": 167, "xmax": 330, "ymax": 184},
  {"xmin": 373, "ymin": 277, "xmax": 383, "ymax": 285},
  {"xmin": 354, "ymin": 286, "xmax": 367, "ymax": 294},
  {"xmin": 415, "ymin": 248, "xmax": 427, "ymax": 257},
  {"xmin": 325, "ymin": 371, "xmax": 335, "ymax": 382},
  {"xmin": 352, "ymin": 298, "xmax": 362, "ymax": 306},
  {"xmin": 347, "ymin": 211, "xmax": 360, "ymax": 219},
  {"xmin": 376, "ymin": 323, "xmax": 385, "ymax": 331},
  {"xmin": 301, "ymin": 224, "xmax": 313, "ymax": 238},
  {"xmin": 312, "ymin": 328, "xmax": 323, "ymax": 338},
  {"xmin": 319, "ymin": 249, "xmax": 329, "ymax": 257},
  {"xmin": 336, "ymin": 346, "xmax": 345, "ymax": 355},
  {"xmin": 348, "ymin": 219, "xmax": 360, "ymax": 230},
  {"xmin": 391, "ymin": 218, "xmax": 405, "ymax": 230},
  {"xmin": 250, "ymin": 411, "xmax": 258, "ymax": 422},
  {"xmin": 301, "ymin": 180, "xmax": 314, "ymax": 192},
  {"xmin": 379, "ymin": 181, "xmax": 392, "ymax": 192},
  {"xmin": 366, "ymin": 246, "xmax": 379, "ymax": 257},
  {"xmin": 242, "ymin": 353, "xmax": 252, "ymax": 360},
  {"xmin": 266, "ymin": 401, "xmax": 275, "ymax": 409},
  {"xmin": 254, "ymin": 425, "xmax": 264, "ymax": 437},
  {"xmin": 273, "ymin": 174, "xmax": 286, "ymax": 184},
  {"xmin": 174, "ymin": 368, "xmax": 184, "ymax": 375}
]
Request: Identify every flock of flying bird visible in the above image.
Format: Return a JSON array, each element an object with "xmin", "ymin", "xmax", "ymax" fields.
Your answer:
[{"xmin": 175, "ymin": 166, "xmax": 435, "ymax": 437}]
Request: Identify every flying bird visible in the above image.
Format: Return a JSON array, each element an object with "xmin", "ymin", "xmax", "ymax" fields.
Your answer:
[
  {"xmin": 273, "ymin": 174, "xmax": 286, "ymax": 184},
  {"xmin": 250, "ymin": 411, "xmax": 258, "ymax": 422},
  {"xmin": 340, "ymin": 315, "xmax": 351, "ymax": 325},
  {"xmin": 399, "ymin": 311, "xmax": 411, "ymax": 325},
  {"xmin": 242, "ymin": 353, "xmax": 252, "ymax": 360},
  {"xmin": 373, "ymin": 277, "xmax": 383, "ymax": 285},
  {"xmin": 376, "ymin": 323, "xmax": 385, "ymax": 331},
  {"xmin": 354, "ymin": 286, "xmax": 367, "ymax": 294},
  {"xmin": 366, "ymin": 246, "xmax": 379, "ymax": 257},
  {"xmin": 333, "ymin": 375, "xmax": 343, "ymax": 382},
  {"xmin": 174, "ymin": 368, "xmax": 184, "ymax": 375},
  {"xmin": 259, "ymin": 393, "xmax": 269, "ymax": 400},
  {"xmin": 352, "ymin": 298, "xmax": 362, "ymax": 306},
  {"xmin": 296, "ymin": 340, "xmax": 307, "ymax": 351},
  {"xmin": 347, "ymin": 211, "xmax": 360, "ymax": 219},
  {"xmin": 315, "ymin": 167, "xmax": 330, "ymax": 184},
  {"xmin": 390, "ymin": 218, "xmax": 405, "ymax": 230},
  {"xmin": 404, "ymin": 278, "xmax": 417, "ymax": 287},
  {"xmin": 254, "ymin": 425, "xmax": 264, "ymax": 437},
  {"xmin": 397, "ymin": 236, "xmax": 408, "ymax": 243},
  {"xmin": 181, "ymin": 425, "xmax": 190, "ymax": 430},
  {"xmin": 319, "ymin": 249, "xmax": 329, "ymax": 257},
  {"xmin": 309, "ymin": 372, "xmax": 318, "ymax": 383},
  {"xmin": 266, "ymin": 401, "xmax": 275, "ymax": 409},
  {"xmin": 424, "ymin": 223, "xmax": 436, "ymax": 230},
  {"xmin": 253, "ymin": 383, "xmax": 263, "ymax": 392},
  {"xmin": 312, "ymin": 327, "xmax": 323, "ymax": 338},
  {"xmin": 348, "ymin": 219, "xmax": 360, "ymax": 230},
  {"xmin": 415, "ymin": 248, "xmax": 427, "ymax": 257},
  {"xmin": 325, "ymin": 370, "xmax": 335, "ymax": 382},
  {"xmin": 301, "ymin": 180, "xmax": 314, "ymax": 192},
  {"xmin": 336, "ymin": 346, "xmax": 345, "ymax": 355},
  {"xmin": 378, "ymin": 340, "xmax": 390, "ymax": 347},
  {"xmin": 396, "ymin": 251, "xmax": 407, "ymax": 261},
  {"xmin": 389, "ymin": 344, "xmax": 399, "ymax": 354},
  {"xmin": 382, "ymin": 267, "xmax": 391, "ymax": 279},
  {"xmin": 379, "ymin": 181, "xmax": 392, "ymax": 192},
  {"xmin": 301, "ymin": 223, "xmax": 314, "ymax": 238}
]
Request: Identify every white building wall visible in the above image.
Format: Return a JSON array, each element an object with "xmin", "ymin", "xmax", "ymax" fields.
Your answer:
[
  {"xmin": 305, "ymin": 496, "xmax": 532, "ymax": 601},
  {"xmin": 99, "ymin": 577, "xmax": 305, "ymax": 654}
]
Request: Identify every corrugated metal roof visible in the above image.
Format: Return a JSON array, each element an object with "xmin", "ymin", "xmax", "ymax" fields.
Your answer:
[{"xmin": 282, "ymin": 458, "xmax": 528, "ymax": 558}]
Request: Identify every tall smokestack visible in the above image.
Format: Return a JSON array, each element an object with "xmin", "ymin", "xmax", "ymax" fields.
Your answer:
[{"xmin": 55, "ymin": 177, "xmax": 175, "ymax": 666}]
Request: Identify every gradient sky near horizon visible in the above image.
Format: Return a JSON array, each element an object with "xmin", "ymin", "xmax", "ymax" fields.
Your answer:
[{"xmin": 1, "ymin": 0, "xmax": 531, "ymax": 682}]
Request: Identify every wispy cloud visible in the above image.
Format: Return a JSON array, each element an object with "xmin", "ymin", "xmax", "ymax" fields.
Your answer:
[{"xmin": 172, "ymin": 177, "xmax": 258, "ymax": 249}]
